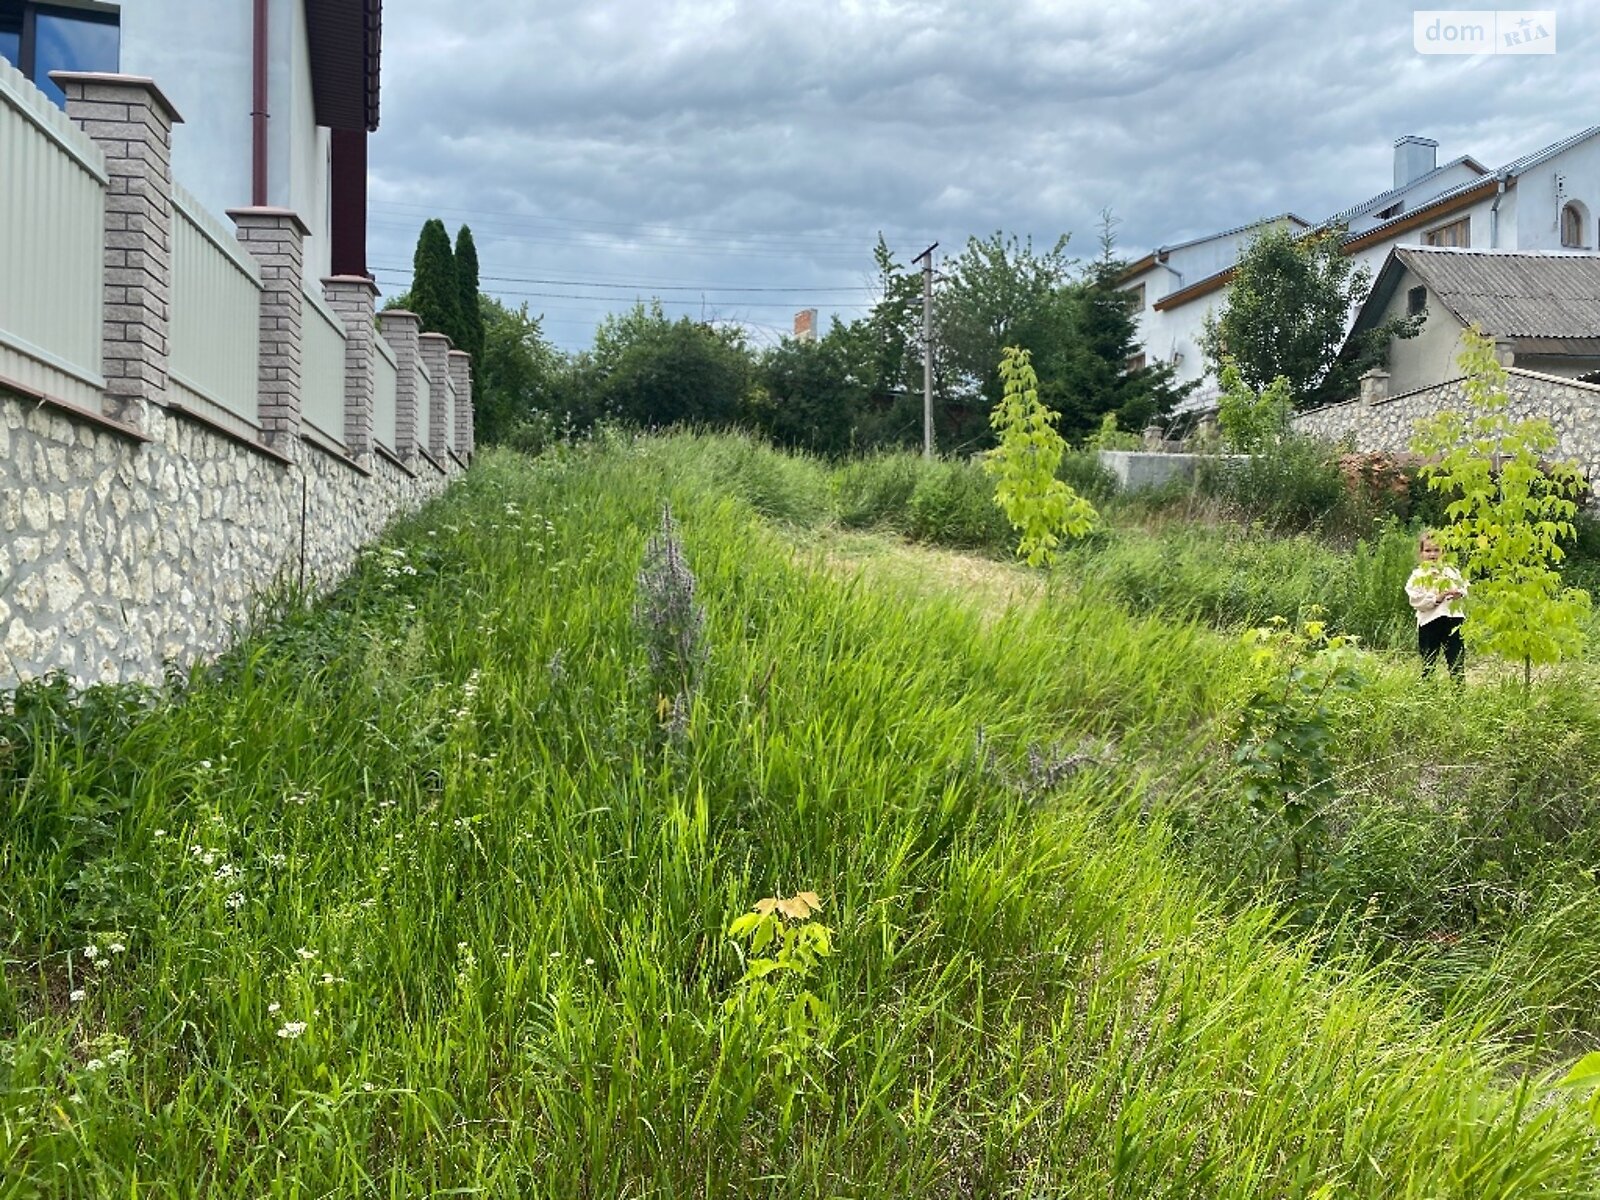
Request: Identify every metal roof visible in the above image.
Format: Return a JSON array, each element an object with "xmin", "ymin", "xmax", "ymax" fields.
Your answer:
[
  {"xmin": 1395, "ymin": 246, "xmax": 1600, "ymax": 338},
  {"xmin": 304, "ymin": 0, "xmax": 382, "ymax": 132},
  {"xmin": 1153, "ymin": 212, "xmax": 1311, "ymax": 257},
  {"xmin": 1330, "ymin": 154, "xmax": 1490, "ymax": 226},
  {"xmin": 1496, "ymin": 126, "xmax": 1600, "ymax": 176}
]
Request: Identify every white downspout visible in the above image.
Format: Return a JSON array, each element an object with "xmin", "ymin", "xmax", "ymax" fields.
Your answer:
[{"xmin": 1489, "ymin": 171, "xmax": 1508, "ymax": 248}]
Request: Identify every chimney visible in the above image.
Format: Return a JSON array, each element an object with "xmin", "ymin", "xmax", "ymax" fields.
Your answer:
[
  {"xmin": 1393, "ymin": 136, "xmax": 1439, "ymax": 190},
  {"xmin": 793, "ymin": 308, "xmax": 818, "ymax": 342}
]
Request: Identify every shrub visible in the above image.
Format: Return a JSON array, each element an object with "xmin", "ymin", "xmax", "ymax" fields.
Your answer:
[
  {"xmin": 906, "ymin": 459, "xmax": 1012, "ymax": 550},
  {"xmin": 1198, "ymin": 436, "xmax": 1351, "ymax": 534},
  {"xmin": 833, "ymin": 453, "xmax": 924, "ymax": 530},
  {"xmin": 1337, "ymin": 520, "xmax": 1418, "ymax": 648},
  {"xmin": 1056, "ymin": 449, "xmax": 1120, "ymax": 504},
  {"xmin": 693, "ymin": 432, "xmax": 831, "ymax": 525},
  {"xmin": 1216, "ymin": 359, "xmax": 1292, "ymax": 453}
]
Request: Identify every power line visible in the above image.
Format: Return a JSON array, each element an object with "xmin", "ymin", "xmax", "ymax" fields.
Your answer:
[
  {"xmin": 370, "ymin": 273, "xmax": 872, "ymax": 313},
  {"xmin": 368, "ymin": 198, "xmax": 878, "ymax": 245},
  {"xmin": 370, "ymin": 263, "xmax": 877, "ymax": 294},
  {"xmin": 366, "ymin": 216, "xmax": 873, "ymax": 258}
]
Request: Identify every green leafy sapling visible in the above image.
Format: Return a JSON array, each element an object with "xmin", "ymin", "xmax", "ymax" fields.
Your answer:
[
  {"xmin": 984, "ymin": 346, "xmax": 1097, "ymax": 566},
  {"xmin": 722, "ymin": 890, "xmax": 835, "ymax": 1125},
  {"xmin": 1216, "ymin": 357, "xmax": 1293, "ymax": 453},
  {"xmin": 1410, "ymin": 328, "xmax": 1591, "ymax": 689},
  {"xmin": 1234, "ymin": 611, "xmax": 1365, "ymax": 883},
  {"xmin": 1083, "ymin": 410, "xmax": 1142, "ymax": 452}
]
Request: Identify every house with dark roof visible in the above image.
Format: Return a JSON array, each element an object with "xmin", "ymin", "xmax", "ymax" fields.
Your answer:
[
  {"xmin": 1344, "ymin": 246, "xmax": 1600, "ymax": 396},
  {"xmin": 1294, "ymin": 246, "xmax": 1600, "ymax": 478},
  {"xmin": 0, "ymin": 0, "xmax": 382, "ymax": 280},
  {"xmin": 1123, "ymin": 128, "xmax": 1600, "ymax": 406}
]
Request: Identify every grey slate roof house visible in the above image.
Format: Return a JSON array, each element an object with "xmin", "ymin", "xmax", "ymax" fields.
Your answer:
[{"xmin": 1343, "ymin": 246, "xmax": 1600, "ymax": 396}]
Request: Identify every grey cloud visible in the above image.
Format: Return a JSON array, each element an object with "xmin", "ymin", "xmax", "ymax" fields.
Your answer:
[{"xmin": 368, "ymin": 0, "xmax": 1600, "ymax": 349}]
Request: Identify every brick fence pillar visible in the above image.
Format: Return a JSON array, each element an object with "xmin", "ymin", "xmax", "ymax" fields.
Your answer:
[
  {"xmin": 323, "ymin": 276, "xmax": 378, "ymax": 459},
  {"xmin": 376, "ymin": 310, "xmax": 421, "ymax": 459},
  {"xmin": 54, "ymin": 72, "xmax": 183, "ymax": 430},
  {"xmin": 418, "ymin": 332, "xmax": 452, "ymax": 459},
  {"xmin": 447, "ymin": 350, "xmax": 473, "ymax": 460},
  {"xmin": 228, "ymin": 207, "xmax": 310, "ymax": 456}
]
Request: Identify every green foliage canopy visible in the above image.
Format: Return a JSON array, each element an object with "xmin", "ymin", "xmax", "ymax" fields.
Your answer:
[
  {"xmin": 410, "ymin": 218, "xmax": 463, "ymax": 346},
  {"xmin": 453, "ymin": 225, "xmax": 486, "ymax": 363},
  {"xmin": 473, "ymin": 297, "xmax": 562, "ymax": 446},
  {"xmin": 1216, "ymin": 359, "xmax": 1293, "ymax": 453},
  {"xmin": 1202, "ymin": 225, "xmax": 1418, "ymax": 406},
  {"xmin": 584, "ymin": 303, "xmax": 751, "ymax": 429}
]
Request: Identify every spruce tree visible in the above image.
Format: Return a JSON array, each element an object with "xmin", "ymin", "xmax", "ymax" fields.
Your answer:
[
  {"xmin": 454, "ymin": 225, "xmax": 486, "ymax": 363},
  {"xmin": 410, "ymin": 218, "xmax": 462, "ymax": 346}
]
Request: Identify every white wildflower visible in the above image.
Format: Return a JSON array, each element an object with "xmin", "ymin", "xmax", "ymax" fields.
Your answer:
[
  {"xmin": 296, "ymin": 947, "xmax": 316, "ymax": 961},
  {"xmin": 109, "ymin": 942, "xmax": 126, "ymax": 955},
  {"xmin": 82, "ymin": 945, "xmax": 99, "ymax": 961},
  {"xmin": 69, "ymin": 989, "xmax": 86, "ymax": 1002},
  {"xmin": 225, "ymin": 892, "xmax": 245, "ymax": 910},
  {"xmin": 268, "ymin": 1002, "xmax": 281, "ymax": 1014},
  {"xmin": 84, "ymin": 1058, "xmax": 106, "ymax": 1072},
  {"xmin": 276, "ymin": 1022, "xmax": 307, "ymax": 1040}
]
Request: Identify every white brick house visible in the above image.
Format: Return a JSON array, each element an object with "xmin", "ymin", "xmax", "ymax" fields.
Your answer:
[{"xmin": 1123, "ymin": 129, "xmax": 1600, "ymax": 406}]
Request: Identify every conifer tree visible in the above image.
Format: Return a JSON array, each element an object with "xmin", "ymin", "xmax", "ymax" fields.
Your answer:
[
  {"xmin": 410, "ymin": 218, "xmax": 462, "ymax": 346},
  {"xmin": 454, "ymin": 225, "xmax": 486, "ymax": 363}
]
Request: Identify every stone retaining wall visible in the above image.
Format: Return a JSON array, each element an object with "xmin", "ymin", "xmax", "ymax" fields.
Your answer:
[
  {"xmin": 0, "ymin": 391, "xmax": 456, "ymax": 688},
  {"xmin": 1292, "ymin": 369, "xmax": 1600, "ymax": 482}
]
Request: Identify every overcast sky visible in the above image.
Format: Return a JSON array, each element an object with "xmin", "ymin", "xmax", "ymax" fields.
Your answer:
[{"xmin": 367, "ymin": 0, "xmax": 1599, "ymax": 351}]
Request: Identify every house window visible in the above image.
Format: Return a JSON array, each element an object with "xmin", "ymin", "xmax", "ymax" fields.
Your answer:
[
  {"xmin": 1561, "ymin": 202, "xmax": 1588, "ymax": 248},
  {"xmin": 1124, "ymin": 282, "xmax": 1146, "ymax": 309},
  {"xmin": 1423, "ymin": 216, "xmax": 1471, "ymax": 247},
  {"xmin": 0, "ymin": 2, "xmax": 119, "ymax": 109},
  {"xmin": 1407, "ymin": 285, "xmax": 1427, "ymax": 316},
  {"xmin": 1125, "ymin": 353, "xmax": 1146, "ymax": 373}
]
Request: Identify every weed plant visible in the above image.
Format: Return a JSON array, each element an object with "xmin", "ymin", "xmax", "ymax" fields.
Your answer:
[{"xmin": 3, "ymin": 437, "xmax": 1598, "ymax": 1194}]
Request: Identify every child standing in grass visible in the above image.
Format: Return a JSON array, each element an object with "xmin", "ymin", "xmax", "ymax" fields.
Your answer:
[{"xmin": 1406, "ymin": 530, "xmax": 1467, "ymax": 681}]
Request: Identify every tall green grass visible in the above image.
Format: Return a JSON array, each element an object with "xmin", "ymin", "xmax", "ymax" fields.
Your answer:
[{"xmin": 2, "ymin": 436, "xmax": 1598, "ymax": 1195}]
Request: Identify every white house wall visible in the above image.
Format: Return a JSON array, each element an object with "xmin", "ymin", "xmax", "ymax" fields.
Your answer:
[
  {"xmin": 1514, "ymin": 148, "xmax": 1600, "ymax": 250},
  {"xmin": 120, "ymin": 0, "xmax": 331, "ymax": 284},
  {"xmin": 1374, "ymin": 266, "xmax": 1469, "ymax": 395},
  {"xmin": 118, "ymin": 3, "xmax": 253, "ymax": 227},
  {"xmin": 270, "ymin": 0, "xmax": 332, "ymax": 282}
]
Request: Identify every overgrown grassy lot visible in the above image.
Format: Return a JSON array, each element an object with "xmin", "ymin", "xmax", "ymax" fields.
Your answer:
[{"xmin": 4, "ymin": 431, "xmax": 1599, "ymax": 1196}]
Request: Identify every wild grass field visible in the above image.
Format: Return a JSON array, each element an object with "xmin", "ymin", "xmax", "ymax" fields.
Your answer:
[{"xmin": 3, "ymin": 430, "xmax": 1600, "ymax": 1196}]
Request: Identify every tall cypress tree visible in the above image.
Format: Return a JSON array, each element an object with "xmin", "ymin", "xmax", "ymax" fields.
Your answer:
[
  {"xmin": 410, "ymin": 218, "xmax": 462, "ymax": 345},
  {"xmin": 454, "ymin": 224, "xmax": 486, "ymax": 363}
]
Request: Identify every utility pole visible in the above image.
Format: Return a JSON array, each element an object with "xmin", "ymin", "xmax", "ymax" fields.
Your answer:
[{"xmin": 913, "ymin": 243, "xmax": 937, "ymax": 459}]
